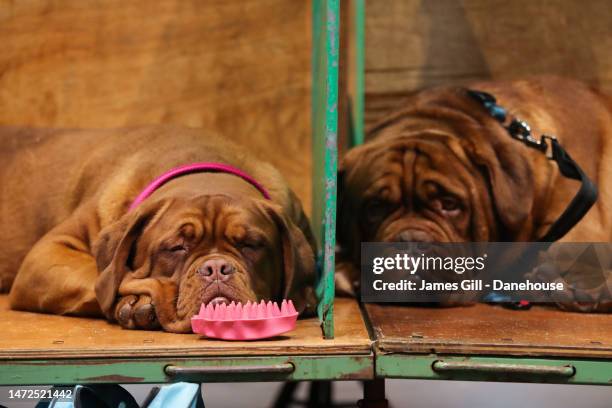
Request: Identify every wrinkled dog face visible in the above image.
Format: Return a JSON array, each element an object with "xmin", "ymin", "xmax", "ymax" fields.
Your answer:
[
  {"xmin": 338, "ymin": 89, "xmax": 540, "ymax": 295},
  {"xmin": 338, "ymin": 126, "xmax": 532, "ymax": 264},
  {"xmin": 94, "ymin": 194, "xmax": 316, "ymax": 331},
  {"xmin": 134, "ymin": 196, "xmax": 283, "ymax": 317},
  {"xmin": 340, "ymin": 137, "xmax": 489, "ymax": 247}
]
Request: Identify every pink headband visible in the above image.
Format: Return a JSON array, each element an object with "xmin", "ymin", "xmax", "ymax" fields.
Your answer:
[{"xmin": 129, "ymin": 162, "xmax": 271, "ymax": 211}]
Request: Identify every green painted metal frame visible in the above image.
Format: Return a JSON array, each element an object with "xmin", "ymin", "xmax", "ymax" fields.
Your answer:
[
  {"xmin": 0, "ymin": 354, "xmax": 373, "ymax": 386},
  {"xmin": 376, "ymin": 354, "xmax": 612, "ymax": 386},
  {"xmin": 349, "ymin": 0, "xmax": 365, "ymax": 147},
  {"xmin": 312, "ymin": 0, "xmax": 340, "ymax": 339}
]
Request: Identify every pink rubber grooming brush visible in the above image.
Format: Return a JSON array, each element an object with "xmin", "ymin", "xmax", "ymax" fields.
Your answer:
[{"xmin": 191, "ymin": 300, "xmax": 298, "ymax": 340}]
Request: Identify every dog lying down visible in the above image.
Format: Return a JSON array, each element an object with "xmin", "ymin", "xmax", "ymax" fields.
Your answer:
[
  {"xmin": 337, "ymin": 77, "xmax": 611, "ymax": 311},
  {"xmin": 0, "ymin": 126, "xmax": 317, "ymax": 332}
]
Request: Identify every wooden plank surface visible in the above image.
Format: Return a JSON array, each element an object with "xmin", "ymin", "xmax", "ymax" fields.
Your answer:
[
  {"xmin": 363, "ymin": 0, "xmax": 612, "ymax": 128},
  {"xmin": 365, "ymin": 303, "xmax": 612, "ymax": 358},
  {"xmin": 0, "ymin": 0, "xmax": 312, "ymax": 211},
  {"xmin": 0, "ymin": 297, "xmax": 371, "ymax": 360}
]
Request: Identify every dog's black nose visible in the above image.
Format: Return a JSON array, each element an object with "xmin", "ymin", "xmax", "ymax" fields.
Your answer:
[{"xmin": 198, "ymin": 258, "xmax": 236, "ymax": 280}]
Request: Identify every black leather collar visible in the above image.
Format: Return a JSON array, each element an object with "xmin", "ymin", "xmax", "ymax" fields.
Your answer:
[{"xmin": 467, "ymin": 89, "xmax": 598, "ymax": 242}]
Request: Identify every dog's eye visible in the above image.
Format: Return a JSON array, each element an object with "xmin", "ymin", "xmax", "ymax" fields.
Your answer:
[
  {"xmin": 365, "ymin": 199, "xmax": 391, "ymax": 222},
  {"xmin": 237, "ymin": 241, "xmax": 263, "ymax": 252},
  {"xmin": 167, "ymin": 244, "xmax": 188, "ymax": 254},
  {"xmin": 436, "ymin": 196, "xmax": 462, "ymax": 215},
  {"xmin": 236, "ymin": 241, "xmax": 264, "ymax": 261}
]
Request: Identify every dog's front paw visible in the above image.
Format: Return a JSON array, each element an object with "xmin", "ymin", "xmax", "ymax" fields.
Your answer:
[{"xmin": 114, "ymin": 295, "xmax": 160, "ymax": 330}]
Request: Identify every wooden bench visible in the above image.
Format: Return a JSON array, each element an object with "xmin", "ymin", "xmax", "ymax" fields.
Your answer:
[{"xmin": 0, "ymin": 296, "xmax": 373, "ymax": 385}]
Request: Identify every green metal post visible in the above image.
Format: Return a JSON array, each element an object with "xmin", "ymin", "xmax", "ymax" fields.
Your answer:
[
  {"xmin": 312, "ymin": 0, "xmax": 340, "ymax": 339},
  {"xmin": 351, "ymin": 0, "xmax": 365, "ymax": 147}
]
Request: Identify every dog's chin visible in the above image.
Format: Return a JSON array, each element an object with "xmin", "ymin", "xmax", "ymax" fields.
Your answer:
[{"xmin": 176, "ymin": 283, "xmax": 257, "ymax": 320}]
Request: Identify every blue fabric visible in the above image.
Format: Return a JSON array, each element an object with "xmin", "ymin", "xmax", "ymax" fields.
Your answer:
[
  {"xmin": 482, "ymin": 291, "xmax": 513, "ymax": 302},
  {"xmin": 146, "ymin": 382, "xmax": 202, "ymax": 408}
]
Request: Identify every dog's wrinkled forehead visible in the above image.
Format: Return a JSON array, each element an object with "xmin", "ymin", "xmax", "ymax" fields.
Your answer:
[
  {"xmin": 140, "ymin": 195, "xmax": 277, "ymax": 248},
  {"xmin": 344, "ymin": 137, "xmax": 470, "ymax": 201}
]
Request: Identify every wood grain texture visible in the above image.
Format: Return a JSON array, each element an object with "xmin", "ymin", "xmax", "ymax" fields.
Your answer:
[
  {"xmin": 365, "ymin": 303, "xmax": 612, "ymax": 358},
  {"xmin": 0, "ymin": 0, "xmax": 312, "ymax": 211},
  {"xmin": 0, "ymin": 297, "xmax": 371, "ymax": 359},
  {"xmin": 364, "ymin": 0, "xmax": 612, "ymax": 128}
]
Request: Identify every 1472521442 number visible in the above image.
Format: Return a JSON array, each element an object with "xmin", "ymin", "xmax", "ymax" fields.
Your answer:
[{"xmin": 8, "ymin": 388, "xmax": 73, "ymax": 400}]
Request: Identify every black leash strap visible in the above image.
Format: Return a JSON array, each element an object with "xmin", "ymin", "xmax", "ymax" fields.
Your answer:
[
  {"xmin": 538, "ymin": 137, "xmax": 598, "ymax": 241},
  {"xmin": 467, "ymin": 89, "xmax": 598, "ymax": 242}
]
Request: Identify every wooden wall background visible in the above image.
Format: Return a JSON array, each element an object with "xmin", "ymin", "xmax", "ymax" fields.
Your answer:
[
  {"xmin": 363, "ymin": 0, "xmax": 612, "ymax": 129},
  {"xmin": 0, "ymin": 0, "xmax": 312, "ymax": 212}
]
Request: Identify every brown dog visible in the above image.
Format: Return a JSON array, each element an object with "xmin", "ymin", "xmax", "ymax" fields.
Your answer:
[
  {"xmin": 338, "ymin": 77, "xmax": 612, "ymax": 306},
  {"xmin": 0, "ymin": 126, "xmax": 317, "ymax": 332}
]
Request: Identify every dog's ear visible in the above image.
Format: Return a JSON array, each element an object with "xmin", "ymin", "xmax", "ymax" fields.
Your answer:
[
  {"xmin": 469, "ymin": 134, "xmax": 536, "ymax": 238},
  {"xmin": 93, "ymin": 199, "xmax": 171, "ymax": 319},
  {"xmin": 263, "ymin": 203, "xmax": 318, "ymax": 316}
]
